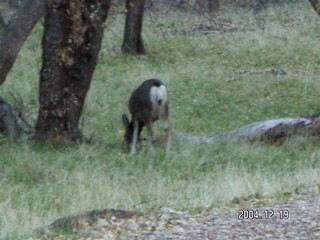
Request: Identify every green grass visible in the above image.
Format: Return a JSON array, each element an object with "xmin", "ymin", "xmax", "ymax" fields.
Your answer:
[{"xmin": 1, "ymin": 1, "xmax": 320, "ymax": 238}]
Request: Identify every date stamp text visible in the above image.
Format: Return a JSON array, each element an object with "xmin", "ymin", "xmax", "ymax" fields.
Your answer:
[{"xmin": 238, "ymin": 209, "xmax": 290, "ymax": 220}]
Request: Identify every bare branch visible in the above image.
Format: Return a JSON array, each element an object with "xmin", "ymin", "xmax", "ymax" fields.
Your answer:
[{"xmin": 8, "ymin": 92, "xmax": 35, "ymax": 131}]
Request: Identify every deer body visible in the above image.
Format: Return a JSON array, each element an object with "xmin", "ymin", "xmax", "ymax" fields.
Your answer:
[{"xmin": 122, "ymin": 79, "xmax": 169, "ymax": 154}]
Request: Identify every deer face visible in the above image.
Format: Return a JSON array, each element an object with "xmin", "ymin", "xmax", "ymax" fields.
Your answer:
[{"xmin": 122, "ymin": 114, "xmax": 134, "ymax": 148}]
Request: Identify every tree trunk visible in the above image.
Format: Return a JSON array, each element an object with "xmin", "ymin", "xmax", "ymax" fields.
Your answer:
[
  {"xmin": 173, "ymin": 113, "xmax": 320, "ymax": 145},
  {"xmin": 308, "ymin": 0, "xmax": 320, "ymax": 15},
  {"xmin": 0, "ymin": 13, "xmax": 5, "ymax": 29},
  {"xmin": 122, "ymin": 0, "xmax": 146, "ymax": 54},
  {"xmin": 35, "ymin": 0, "xmax": 111, "ymax": 142},
  {"xmin": 7, "ymin": 0, "xmax": 20, "ymax": 8},
  {"xmin": 0, "ymin": 0, "xmax": 66, "ymax": 86},
  {"xmin": 208, "ymin": 0, "xmax": 219, "ymax": 13}
]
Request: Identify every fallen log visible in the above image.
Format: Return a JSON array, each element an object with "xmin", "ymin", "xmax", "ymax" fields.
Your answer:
[{"xmin": 172, "ymin": 113, "xmax": 320, "ymax": 144}]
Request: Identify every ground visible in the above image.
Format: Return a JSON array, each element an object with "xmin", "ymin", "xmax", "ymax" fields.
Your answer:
[{"xmin": 29, "ymin": 186, "xmax": 320, "ymax": 240}]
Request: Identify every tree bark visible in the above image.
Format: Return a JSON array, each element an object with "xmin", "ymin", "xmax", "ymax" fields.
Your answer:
[
  {"xmin": 308, "ymin": 0, "xmax": 320, "ymax": 15},
  {"xmin": 122, "ymin": 0, "xmax": 146, "ymax": 54},
  {"xmin": 0, "ymin": 0, "xmax": 66, "ymax": 86},
  {"xmin": 7, "ymin": 0, "xmax": 20, "ymax": 8},
  {"xmin": 173, "ymin": 113, "xmax": 320, "ymax": 145},
  {"xmin": 0, "ymin": 12, "xmax": 5, "ymax": 29},
  {"xmin": 208, "ymin": 0, "xmax": 219, "ymax": 13},
  {"xmin": 35, "ymin": 0, "xmax": 111, "ymax": 142}
]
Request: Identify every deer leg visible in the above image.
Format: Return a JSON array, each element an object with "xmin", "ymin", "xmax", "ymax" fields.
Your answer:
[
  {"xmin": 146, "ymin": 121, "xmax": 154, "ymax": 153},
  {"xmin": 160, "ymin": 117, "xmax": 170, "ymax": 152},
  {"xmin": 138, "ymin": 122, "xmax": 145, "ymax": 141},
  {"xmin": 160, "ymin": 114, "xmax": 170, "ymax": 142},
  {"xmin": 130, "ymin": 120, "xmax": 138, "ymax": 155}
]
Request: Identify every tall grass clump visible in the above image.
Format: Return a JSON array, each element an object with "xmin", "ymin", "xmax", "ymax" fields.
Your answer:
[{"xmin": 1, "ymin": 1, "xmax": 320, "ymax": 238}]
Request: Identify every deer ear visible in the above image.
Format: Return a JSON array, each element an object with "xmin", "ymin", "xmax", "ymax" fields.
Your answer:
[{"xmin": 122, "ymin": 114, "xmax": 130, "ymax": 128}]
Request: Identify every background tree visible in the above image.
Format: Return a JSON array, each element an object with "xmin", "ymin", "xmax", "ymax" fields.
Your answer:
[
  {"xmin": 122, "ymin": 0, "xmax": 146, "ymax": 54},
  {"xmin": 0, "ymin": 0, "xmax": 6, "ymax": 28},
  {"xmin": 0, "ymin": 13, "xmax": 5, "ymax": 28},
  {"xmin": 35, "ymin": 0, "xmax": 111, "ymax": 142},
  {"xmin": 208, "ymin": 0, "xmax": 219, "ymax": 13},
  {"xmin": 7, "ymin": 0, "xmax": 20, "ymax": 8}
]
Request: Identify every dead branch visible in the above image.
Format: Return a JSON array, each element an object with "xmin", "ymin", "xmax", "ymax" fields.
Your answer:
[
  {"xmin": 173, "ymin": 113, "xmax": 320, "ymax": 145},
  {"xmin": 0, "ymin": 97, "xmax": 22, "ymax": 138},
  {"xmin": 8, "ymin": 92, "xmax": 35, "ymax": 131}
]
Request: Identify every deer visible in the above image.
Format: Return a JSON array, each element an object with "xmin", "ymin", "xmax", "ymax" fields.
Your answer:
[{"xmin": 122, "ymin": 79, "xmax": 170, "ymax": 155}]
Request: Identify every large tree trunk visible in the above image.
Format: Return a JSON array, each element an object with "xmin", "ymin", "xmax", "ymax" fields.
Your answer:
[
  {"xmin": 122, "ymin": 0, "xmax": 146, "ymax": 54},
  {"xmin": 35, "ymin": 0, "xmax": 111, "ymax": 142},
  {"xmin": 308, "ymin": 0, "xmax": 320, "ymax": 15},
  {"xmin": 0, "ymin": 0, "xmax": 65, "ymax": 86},
  {"xmin": 208, "ymin": 0, "xmax": 219, "ymax": 13},
  {"xmin": 173, "ymin": 113, "xmax": 320, "ymax": 145}
]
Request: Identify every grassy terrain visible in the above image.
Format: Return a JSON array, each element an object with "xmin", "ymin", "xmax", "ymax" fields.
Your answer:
[{"xmin": 1, "ymin": 1, "xmax": 320, "ymax": 239}]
